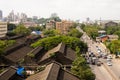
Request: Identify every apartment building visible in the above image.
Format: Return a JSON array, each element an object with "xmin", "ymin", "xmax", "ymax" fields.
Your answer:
[
  {"xmin": 46, "ymin": 20, "xmax": 55, "ymax": 30},
  {"xmin": 56, "ymin": 20, "xmax": 73, "ymax": 34},
  {"xmin": 0, "ymin": 22, "xmax": 7, "ymax": 38}
]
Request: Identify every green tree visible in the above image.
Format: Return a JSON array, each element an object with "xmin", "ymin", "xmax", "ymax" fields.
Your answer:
[
  {"xmin": 80, "ymin": 23, "xmax": 85, "ymax": 29},
  {"xmin": 71, "ymin": 57, "xmax": 95, "ymax": 80},
  {"xmin": 83, "ymin": 25, "xmax": 99, "ymax": 39},
  {"xmin": 50, "ymin": 13, "xmax": 61, "ymax": 22},
  {"xmin": 107, "ymin": 40, "xmax": 120, "ymax": 54},
  {"xmin": 105, "ymin": 26, "xmax": 120, "ymax": 35},
  {"xmin": 0, "ymin": 40, "xmax": 16, "ymax": 56},
  {"xmin": 43, "ymin": 29, "xmax": 60, "ymax": 37},
  {"xmin": 0, "ymin": 40, "xmax": 6, "ymax": 55},
  {"xmin": 13, "ymin": 24, "xmax": 31, "ymax": 36},
  {"xmin": 114, "ymin": 30, "xmax": 120, "ymax": 39},
  {"xmin": 29, "ymin": 26, "xmax": 44, "ymax": 31},
  {"xmin": 31, "ymin": 35, "xmax": 87, "ymax": 53},
  {"xmin": 68, "ymin": 28, "xmax": 83, "ymax": 38}
]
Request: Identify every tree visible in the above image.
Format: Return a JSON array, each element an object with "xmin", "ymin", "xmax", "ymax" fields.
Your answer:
[
  {"xmin": 105, "ymin": 26, "xmax": 120, "ymax": 35},
  {"xmin": 68, "ymin": 28, "xmax": 83, "ymax": 38},
  {"xmin": 114, "ymin": 30, "xmax": 120, "ymax": 40},
  {"xmin": 0, "ymin": 40, "xmax": 16, "ymax": 56},
  {"xmin": 29, "ymin": 26, "xmax": 44, "ymax": 31},
  {"xmin": 71, "ymin": 57, "xmax": 95, "ymax": 80},
  {"xmin": 83, "ymin": 25, "xmax": 99, "ymax": 39},
  {"xmin": 7, "ymin": 23, "xmax": 16, "ymax": 31},
  {"xmin": 0, "ymin": 40, "xmax": 6, "ymax": 56},
  {"xmin": 13, "ymin": 24, "xmax": 31, "ymax": 36},
  {"xmin": 80, "ymin": 23, "xmax": 85, "ymax": 29},
  {"xmin": 43, "ymin": 29, "xmax": 60, "ymax": 37},
  {"xmin": 31, "ymin": 35, "xmax": 87, "ymax": 53},
  {"xmin": 50, "ymin": 13, "xmax": 61, "ymax": 22},
  {"xmin": 107, "ymin": 40, "xmax": 120, "ymax": 54}
]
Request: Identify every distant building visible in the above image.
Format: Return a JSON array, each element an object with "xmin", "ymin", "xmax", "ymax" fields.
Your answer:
[
  {"xmin": 0, "ymin": 22, "xmax": 7, "ymax": 38},
  {"xmin": 108, "ymin": 35, "xmax": 119, "ymax": 41},
  {"xmin": 98, "ymin": 30, "xmax": 106, "ymax": 36},
  {"xmin": 7, "ymin": 10, "xmax": 15, "ymax": 22},
  {"xmin": 46, "ymin": 20, "xmax": 55, "ymax": 30},
  {"xmin": 0, "ymin": 10, "xmax": 3, "ymax": 20},
  {"xmin": 96, "ymin": 20, "xmax": 120, "ymax": 28},
  {"xmin": 96, "ymin": 35, "xmax": 109, "ymax": 42},
  {"xmin": 96, "ymin": 35, "xmax": 119, "ymax": 42},
  {"xmin": 105, "ymin": 21, "xmax": 118, "ymax": 27},
  {"xmin": 56, "ymin": 20, "xmax": 74, "ymax": 34},
  {"xmin": 23, "ymin": 22, "xmax": 37, "ymax": 28},
  {"xmin": 20, "ymin": 13, "xmax": 27, "ymax": 22}
]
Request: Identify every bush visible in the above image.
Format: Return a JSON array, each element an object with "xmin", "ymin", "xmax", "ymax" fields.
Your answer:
[{"xmin": 31, "ymin": 35, "xmax": 87, "ymax": 53}]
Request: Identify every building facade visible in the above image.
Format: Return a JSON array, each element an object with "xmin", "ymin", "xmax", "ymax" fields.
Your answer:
[
  {"xmin": 0, "ymin": 22, "xmax": 7, "ymax": 38},
  {"xmin": 23, "ymin": 22, "xmax": 37, "ymax": 28},
  {"xmin": 105, "ymin": 21, "xmax": 118, "ymax": 27},
  {"xmin": 46, "ymin": 20, "xmax": 55, "ymax": 30},
  {"xmin": 0, "ymin": 10, "xmax": 3, "ymax": 20},
  {"xmin": 56, "ymin": 20, "xmax": 73, "ymax": 34}
]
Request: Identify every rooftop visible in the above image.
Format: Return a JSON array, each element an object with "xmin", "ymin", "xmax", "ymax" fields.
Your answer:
[{"xmin": 26, "ymin": 62, "xmax": 79, "ymax": 80}]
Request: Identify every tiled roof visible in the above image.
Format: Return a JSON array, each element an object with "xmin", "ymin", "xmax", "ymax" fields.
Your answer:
[
  {"xmin": 39, "ymin": 42, "xmax": 76, "ymax": 64},
  {"xmin": 26, "ymin": 62, "xmax": 79, "ymax": 80},
  {"xmin": 0, "ymin": 67, "xmax": 16, "ymax": 80}
]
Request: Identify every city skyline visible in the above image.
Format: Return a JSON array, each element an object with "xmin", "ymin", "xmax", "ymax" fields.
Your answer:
[{"xmin": 0, "ymin": 0, "xmax": 120, "ymax": 21}]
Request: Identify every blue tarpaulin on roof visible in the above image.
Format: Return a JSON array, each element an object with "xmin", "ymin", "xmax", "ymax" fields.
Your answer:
[
  {"xmin": 32, "ymin": 31, "xmax": 42, "ymax": 35},
  {"xmin": 17, "ymin": 67, "xmax": 25, "ymax": 76}
]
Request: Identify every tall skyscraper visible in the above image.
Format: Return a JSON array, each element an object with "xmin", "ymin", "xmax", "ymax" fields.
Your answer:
[
  {"xmin": 0, "ymin": 10, "xmax": 3, "ymax": 20},
  {"xmin": 7, "ymin": 10, "xmax": 15, "ymax": 22},
  {"xmin": 20, "ymin": 13, "xmax": 27, "ymax": 22}
]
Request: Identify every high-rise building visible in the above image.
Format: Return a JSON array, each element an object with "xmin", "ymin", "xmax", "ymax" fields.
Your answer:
[
  {"xmin": 0, "ymin": 10, "xmax": 3, "ymax": 20},
  {"xmin": 0, "ymin": 22, "xmax": 7, "ymax": 38},
  {"xmin": 20, "ymin": 13, "xmax": 27, "ymax": 22},
  {"xmin": 8, "ymin": 10, "xmax": 15, "ymax": 22}
]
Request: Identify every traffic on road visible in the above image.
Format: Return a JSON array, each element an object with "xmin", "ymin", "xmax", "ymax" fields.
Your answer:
[{"xmin": 77, "ymin": 26, "xmax": 120, "ymax": 80}]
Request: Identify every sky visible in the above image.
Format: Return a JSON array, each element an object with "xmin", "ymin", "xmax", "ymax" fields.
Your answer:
[{"xmin": 0, "ymin": 0, "xmax": 120, "ymax": 21}]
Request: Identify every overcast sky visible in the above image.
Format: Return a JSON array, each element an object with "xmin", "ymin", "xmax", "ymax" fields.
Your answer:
[{"xmin": 0, "ymin": 0, "xmax": 120, "ymax": 21}]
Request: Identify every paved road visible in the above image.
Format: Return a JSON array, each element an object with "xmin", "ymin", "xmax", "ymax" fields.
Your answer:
[
  {"xmin": 76, "ymin": 26, "xmax": 115, "ymax": 80},
  {"xmin": 90, "ymin": 65, "xmax": 113, "ymax": 80}
]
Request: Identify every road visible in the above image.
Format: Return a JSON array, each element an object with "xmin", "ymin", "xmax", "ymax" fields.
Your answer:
[
  {"xmin": 76, "ymin": 26, "xmax": 119, "ymax": 80},
  {"xmin": 90, "ymin": 65, "xmax": 113, "ymax": 80}
]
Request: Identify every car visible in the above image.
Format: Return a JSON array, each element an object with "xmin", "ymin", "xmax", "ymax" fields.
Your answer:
[
  {"xmin": 86, "ymin": 60, "xmax": 90, "ymax": 64},
  {"xmin": 97, "ymin": 61, "xmax": 101, "ymax": 66},
  {"xmin": 107, "ymin": 58, "xmax": 111, "ymax": 61},
  {"xmin": 107, "ymin": 62, "xmax": 112, "ymax": 66},
  {"xmin": 107, "ymin": 55, "xmax": 112, "ymax": 59},
  {"xmin": 97, "ymin": 50, "xmax": 101, "ymax": 53},
  {"xmin": 102, "ymin": 54, "xmax": 107, "ymax": 59}
]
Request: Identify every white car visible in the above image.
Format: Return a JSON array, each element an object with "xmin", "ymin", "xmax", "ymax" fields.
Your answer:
[
  {"xmin": 107, "ymin": 62, "xmax": 112, "ymax": 66},
  {"xmin": 97, "ymin": 50, "xmax": 100, "ymax": 53},
  {"xmin": 107, "ymin": 58, "xmax": 111, "ymax": 61},
  {"xmin": 107, "ymin": 55, "xmax": 112, "ymax": 59}
]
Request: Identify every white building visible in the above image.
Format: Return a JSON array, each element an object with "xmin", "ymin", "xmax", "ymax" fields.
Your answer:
[{"xmin": 0, "ymin": 22, "xmax": 7, "ymax": 38}]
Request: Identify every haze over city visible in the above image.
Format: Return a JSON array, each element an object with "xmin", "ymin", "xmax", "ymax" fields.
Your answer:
[{"xmin": 0, "ymin": 0, "xmax": 120, "ymax": 21}]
